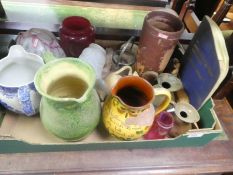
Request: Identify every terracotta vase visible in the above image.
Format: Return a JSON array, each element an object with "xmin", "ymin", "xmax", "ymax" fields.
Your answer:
[{"xmin": 135, "ymin": 10, "xmax": 184, "ymax": 74}]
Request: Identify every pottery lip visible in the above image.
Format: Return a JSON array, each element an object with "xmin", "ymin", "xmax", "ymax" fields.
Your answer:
[
  {"xmin": 60, "ymin": 16, "xmax": 94, "ymax": 36},
  {"xmin": 112, "ymin": 75, "xmax": 155, "ymax": 110},
  {"xmin": 89, "ymin": 43, "xmax": 106, "ymax": 54},
  {"xmin": 145, "ymin": 10, "xmax": 184, "ymax": 40},
  {"xmin": 34, "ymin": 57, "xmax": 96, "ymax": 103},
  {"xmin": 0, "ymin": 45, "xmax": 44, "ymax": 88}
]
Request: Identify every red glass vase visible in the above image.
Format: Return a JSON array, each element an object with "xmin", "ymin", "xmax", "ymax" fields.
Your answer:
[{"xmin": 59, "ymin": 16, "xmax": 95, "ymax": 57}]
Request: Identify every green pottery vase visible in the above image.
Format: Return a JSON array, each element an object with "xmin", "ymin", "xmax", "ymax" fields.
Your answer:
[{"xmin": 34, "ymin": 58, "xmax": 101, "ymax": 141}]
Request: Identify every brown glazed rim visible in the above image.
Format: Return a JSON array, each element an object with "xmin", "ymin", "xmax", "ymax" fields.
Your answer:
[
  {"xmin": 112, "ymin": 76, "xmax": 154, "ymax": 109},
  {"xmin": 145, "ymin": 10, "xmax": 184, "ymax": 40}
]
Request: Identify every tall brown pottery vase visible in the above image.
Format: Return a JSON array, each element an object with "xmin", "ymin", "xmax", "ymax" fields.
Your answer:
[{"xmin": 136, "ymin": 10, "xmax": 184, "ymax": 74}]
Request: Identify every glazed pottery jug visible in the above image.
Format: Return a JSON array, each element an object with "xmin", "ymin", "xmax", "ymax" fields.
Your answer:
[
  {"xmin": 103, "ymin": 76, "xmax": 171, "ymax": 140},
  {"xmin": 34, "ymin": 58, "xmax": 101, "ymax": 141},
  {"xmin": 0, "ymin": 45, "xmax": 44, "ymax": 116}
]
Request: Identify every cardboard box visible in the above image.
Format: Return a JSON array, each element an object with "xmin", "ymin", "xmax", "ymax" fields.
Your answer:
[{"xmin": 0, "ymin": 99, "xmax": 224, "ymax": 154}]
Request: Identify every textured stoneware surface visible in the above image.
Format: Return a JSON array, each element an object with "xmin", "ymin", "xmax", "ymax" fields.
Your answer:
[
  {"xmin": 34, "ymin": 58, "xmax": 101, "ymax": 141},
  {"xmin": 40, "ymin": 90, "xmax": 101, "ymax": 141}
]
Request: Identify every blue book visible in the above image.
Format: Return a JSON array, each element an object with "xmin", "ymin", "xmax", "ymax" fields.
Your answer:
[{"xmin": 180, "ymin": 16, "xmax": 229, "ymax": 110}]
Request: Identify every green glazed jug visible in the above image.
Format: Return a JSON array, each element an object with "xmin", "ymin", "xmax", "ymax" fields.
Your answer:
[{"xmin": 34, "ymin": 57, "xmax": 101, "ymax": 141}]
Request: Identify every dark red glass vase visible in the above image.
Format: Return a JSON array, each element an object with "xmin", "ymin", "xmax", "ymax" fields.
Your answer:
[{"xmin": 59, "ymin": 16, "xmax": 95, "ymax": 57}]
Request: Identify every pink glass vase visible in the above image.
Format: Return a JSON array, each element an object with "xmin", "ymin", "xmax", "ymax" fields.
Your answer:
[{"xmin": 144, "ymin": 111, "xmax": 174, "ymax": 140}]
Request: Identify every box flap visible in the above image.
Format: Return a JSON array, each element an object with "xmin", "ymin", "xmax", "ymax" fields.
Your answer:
[{"xmin": 0, "ymin": 112, "xmax": 118, "ymax": 145}]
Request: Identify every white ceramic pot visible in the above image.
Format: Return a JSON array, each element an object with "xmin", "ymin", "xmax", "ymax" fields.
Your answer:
[{"xmin": 79, "ymin": 43, "xmax": 106, "ymax": 79}]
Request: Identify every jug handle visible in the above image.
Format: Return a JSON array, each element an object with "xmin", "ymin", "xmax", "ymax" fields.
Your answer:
[
  {"xmin": 153, "ymin": 87, "xmax": 171, "ymax": 116},
  {"xmin": 18, "ymin": 85, "xmax": 35, "ymax": 116},
  {"xmin": 112, "ymin": 65, "xmax": 133, "ymax": 76},
  {"xmin": 104, "ymin": 66, "xmax": 133, "ymax": 91}
]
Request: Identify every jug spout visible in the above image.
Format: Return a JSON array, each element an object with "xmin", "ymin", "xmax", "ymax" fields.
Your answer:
[
  {"xmin": 0, "ymin": 45, "xmax": 44, "ymax": 116},
  {"xmin": 8, "ymin": 45, "xmax": 27, "ymax": 58}
]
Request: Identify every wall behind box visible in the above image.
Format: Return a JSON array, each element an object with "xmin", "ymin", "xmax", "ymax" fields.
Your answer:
[{"xmin": 1, "ymin": 1, "xmax": 148, "ymax": 30}]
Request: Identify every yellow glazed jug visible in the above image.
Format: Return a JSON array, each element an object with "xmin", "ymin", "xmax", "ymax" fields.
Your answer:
[{"xmin": 103, "ymin": 76, "xmax": 171, "ymax": 140}]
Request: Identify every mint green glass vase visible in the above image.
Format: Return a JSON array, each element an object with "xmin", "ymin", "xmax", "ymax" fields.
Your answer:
[{"xmin": 34, "ymin": 58, "xmax": 101, "ymax": 141}]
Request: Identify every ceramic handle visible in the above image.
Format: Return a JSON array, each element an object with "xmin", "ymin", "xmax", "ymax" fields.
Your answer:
[
  {"xmin": 104, "ymin": 66, "xmax": 133, "ymax": 90},
  {"xmin": 112, "ymin": 65, "xmax": 132, "ymax": 76},
  {"xmin": 153, "ymin": 87, "xmax": 171, "ymax": 115},
  {"xmin": 18, "ymin": 86, "xmax": 35, "ymax": 116}
]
